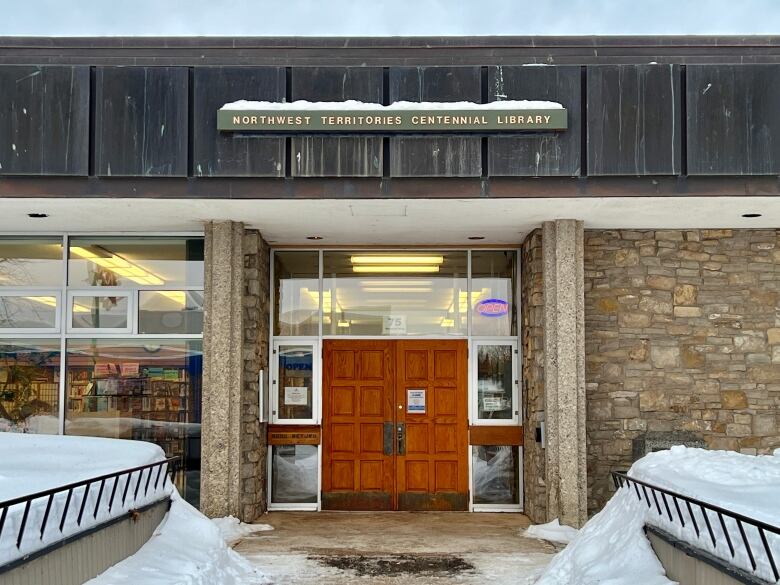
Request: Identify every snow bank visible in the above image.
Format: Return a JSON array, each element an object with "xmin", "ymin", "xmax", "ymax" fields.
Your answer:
[
  {"xmin": 0, "ymin": 432, "xmax": 172, "ymax": 565},
  {"xmin": 537, "ymin": 447, "xmax": 780, "ymax": 585},
  {"xmin": 86, "ymin": 491, "xmax": 267, "ymax": 585},
  {"xmin": 523, "ymin": 519, "xmax": 578, "ymax": 544},
  {"xmin": 537, "ymin": 485, "xmax": 672, "ymax": 585},
  {"xmin": 212, "ymin": 515, "xmax": 273, "ymax": 545},
  {"xmin": 221, "ymin": 99, "xmax": 563, "ymax": 111}
]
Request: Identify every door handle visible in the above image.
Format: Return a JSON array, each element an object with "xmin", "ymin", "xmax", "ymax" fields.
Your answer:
[
  {"xmin": 396, "ymin": 423, "xmax": 405, "ymax": 455},
  {"xmin": 383, "ymin": 422, "xmax": 393, "ymax": 456}
]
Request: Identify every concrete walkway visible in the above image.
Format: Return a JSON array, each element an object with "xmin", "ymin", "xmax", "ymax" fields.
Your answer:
[{"xmin": 235, "ymin": 512, "xmax": 560, "ymax": 584}]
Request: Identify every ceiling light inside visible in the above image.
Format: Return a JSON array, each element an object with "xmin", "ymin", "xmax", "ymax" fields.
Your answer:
[
  {"xmin": 353, "ymin": 265, "xmax": 440, "ymax": 273},
  {"xmin": 350, "ymin": 255, "xmax": 444, "ymax": 265},
  {"xmin": 70, "ymin": 246, "xmax": 165, "ymax": 286}
]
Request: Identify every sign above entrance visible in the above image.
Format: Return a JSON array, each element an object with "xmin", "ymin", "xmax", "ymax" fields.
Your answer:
[{"xmin": 218, "ymin": 100, "xmax": 567, "ymax": 133}]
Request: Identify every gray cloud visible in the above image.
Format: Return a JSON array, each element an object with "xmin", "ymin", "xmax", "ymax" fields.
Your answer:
[{"xmin": 1, "ymin": 0, "xmax": 779, "ymax": 36}]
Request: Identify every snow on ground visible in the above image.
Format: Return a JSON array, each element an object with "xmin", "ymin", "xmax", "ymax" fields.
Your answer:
[
  {"xmin": 212, "ymin": 515, "xmax": 274, "ymax": 545},
  {"xmin": 0, "ymin": 432, "xmax": 172, "ymax": 565},
  {"xmin": 221, "ymin": 99, "xmax": 564, "ymax": 111},
  {"xmin": 0, "ymin": 432, "xmax": 267, "ymax": 585},
  {"xmin": 537, "ymin": 447, "xmax": 780, "ymax": 585},
  {"xmin": 523, "ymin": 519, "xmax": 579, "ymax": 544},
  {"xmin": 86, "ymin": 491, "xmax": 267, "ymax": 585}
]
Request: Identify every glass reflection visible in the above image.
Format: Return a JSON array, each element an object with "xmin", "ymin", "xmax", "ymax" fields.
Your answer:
[
  {"xmin": 471, "ymin": 251, "xmax": 516, "ymax": 336},
  {"xmin": 472, "ymin": 446, "xmax": 519, "ymax": 505},
  {"xmin": 0, "ymin": 238, "xmax": 63, "ymax": 287},
  {"xmin": 323, "ymin": 251, "xmax": 467, "ymax": 335},
  {"xmin": 71, "ymin": 296, "xmax": 129, "ymax": 329},
  {"xmin": 138, "ymin": 291, "xmax": 204, "ymax": 335},
  {"xmin": 274, "ymin": 252, "xmax": 319, "ymax": 336},
  {"xmin": 68, "ymin": 237, "xmax": 204, "ymax": 288},
  {"xmin": 0, "ymin": 296, "xmax": 58, "ymax": 329},
  {"xmin": 277, "ymin": 345, "xmax": 313, "ymax": 420},
  {"xmin": 477, "ymin": 344, "xmax": 514, "ymax": 420},
  {"xmin": 272, "ymin": 444, "xmax": 318, "ymax": 504},
  {"xmin": 65, "ymin": 339, "xmax": 202, "ymax": 506},
  {"xmin": 0, "ymin": 340, "xmax": 60, "ymax": 433}
]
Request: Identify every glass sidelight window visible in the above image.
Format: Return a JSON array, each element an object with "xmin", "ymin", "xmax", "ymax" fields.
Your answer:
[
  {"xmin": 471, "ymin": 251, "xmax": 516, "ymax": 337},
  {"xmin": 472, "ymin": 340, "xmax": 519, "ymax": 424},
  {"xmin": 272, "ymin": 341, "xmax": 318, "ymax": 423},
  {"xmin": 271, "ymin": 444, "xmax": 318, "ymax": 504},
  {"xmin": 472, "ymin": 445, "xmax": 521, "ymax": 507},
  {"xmin": 274, "ymin": 251, "xmax": 319, "ymax": 337}
]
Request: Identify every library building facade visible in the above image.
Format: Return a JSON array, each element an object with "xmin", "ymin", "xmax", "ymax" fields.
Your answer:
[{"xmin": 1, "ymin": 36, "xmax": 780, "ymax": 527}]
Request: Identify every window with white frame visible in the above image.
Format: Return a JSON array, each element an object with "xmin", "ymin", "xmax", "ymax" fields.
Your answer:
[{"xmin": 0, "ymin": 235, "xmax": 204, "ymax": 507}]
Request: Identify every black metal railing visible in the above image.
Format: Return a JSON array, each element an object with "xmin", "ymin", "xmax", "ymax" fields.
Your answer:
[
  {"xmin": 612, "ymin": 471, "xmax": 780, "ymax": 582},
  {"xmin": 0, "ymin": 457, "xmax": 177, "ymax": 555}
]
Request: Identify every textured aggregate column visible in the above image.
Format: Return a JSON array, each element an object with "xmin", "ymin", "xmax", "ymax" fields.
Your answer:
[
  {"xmin": 201, "ymin": 221, "xmax": 245, "ymax": 518},
  {"xmin": 543, "ymin": 219, "xmax": 587, "ymax": 528}
]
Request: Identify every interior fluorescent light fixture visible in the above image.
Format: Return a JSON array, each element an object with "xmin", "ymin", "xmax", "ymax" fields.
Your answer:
[
  {"xmin": 362, "ymin": 287, "xmax": 433, "ymax": 293},
  {"xmin": 350, "ymin": 255, "xmax": 444, "ymax": 265},
  {"xmin": 70, "ymin": 246, "xmax": 165, "ymax": 286},
  {"xmin": 353, "ymin": 265, "xmax": 440, "ymax": 273}
]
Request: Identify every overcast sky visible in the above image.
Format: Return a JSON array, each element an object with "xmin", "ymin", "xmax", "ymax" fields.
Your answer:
[{"xmin": 1, "ymin": 0, "xmax": 779, "ymax": 36}]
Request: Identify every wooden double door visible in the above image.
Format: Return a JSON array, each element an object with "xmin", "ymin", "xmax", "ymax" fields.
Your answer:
[{"xmin": 322, "ymin": 339, "xmax": 469, "ymax": 511}]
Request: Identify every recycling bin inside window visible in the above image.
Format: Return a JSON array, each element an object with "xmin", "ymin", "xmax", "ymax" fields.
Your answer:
[
  {"xmin": 472, "ymin": 446, "xmax": 520, "ymax": 505},
  {"xmin": 271, "ymin": 444, "xmax": 318, "ymax": 504}
]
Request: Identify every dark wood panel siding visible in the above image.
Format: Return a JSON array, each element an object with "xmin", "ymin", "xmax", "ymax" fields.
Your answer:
[
  {"xmin": 193, "ymin": 67, "xmax": 285, "ymax": 177},
  {"xmin": 291, "ymin": 67, "xmax": 382, "ymax": 177},
  {"xmin": 488, "ymin": 65, "xmax": 581, "ymax": 177},
  {"xmin": 687, "ymin": 65, "xmax": 780, "ymax": 175},
  {"xmin": 0, "ymin": 65, "xmax": 89, "ymax": 176},
  {"xmin": 587, "ymin": 64, "xmax": 681, "ymax": 175},
  {"xmin": 389, "ymin": 66, "xmax": 482, "ymax": 177},
  {"xmin": 94, "ymin": 66, "xmax": 188, "ymax": 177}
]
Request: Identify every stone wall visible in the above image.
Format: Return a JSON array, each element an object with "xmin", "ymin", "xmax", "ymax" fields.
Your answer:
[
  {"xmin": 521, "ymin": 229, "xmax": 546, "ymax": 522},
  {"xmin": 240, "ymin": 230, "xmax": 270, "ymax": 520},
  {"xmin": 585, "ymin": 228, "xmax": 780, "ymax": 514}
]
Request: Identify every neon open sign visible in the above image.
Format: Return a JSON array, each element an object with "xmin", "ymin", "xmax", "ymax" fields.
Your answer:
[{"xmin": 475, "ymin": 299, "xmax": 509, "ymax": 317}]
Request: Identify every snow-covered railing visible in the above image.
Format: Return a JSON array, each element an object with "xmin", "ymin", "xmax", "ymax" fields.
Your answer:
[
  {"xmin": 0, "ymin": 456, "xmax": 177, "ymax": 570},
  {"xmin": 612, "ymin": 471, "xmax": 780, "ymax": 583}
]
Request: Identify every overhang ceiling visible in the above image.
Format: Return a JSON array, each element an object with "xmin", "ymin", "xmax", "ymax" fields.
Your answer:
[{"xmin": 0, "ymin": 197, "xmax": 778, "ymax": 245}]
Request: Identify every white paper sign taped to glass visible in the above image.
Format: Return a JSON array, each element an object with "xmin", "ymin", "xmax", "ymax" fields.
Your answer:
[
  {"xmin": 482, "ymin": 397, "xmax": 505, "ymax": 412},
  {"xmin": 383, "ymin": 315, "xmax": 407, "ymax": 335},
  {"xmin": 407, "ymin": 389, "xmax": 426, "ymax": 414},
  {"xmin": 284, "ymin": 386, "xmax": 309, "ymax": 406}
]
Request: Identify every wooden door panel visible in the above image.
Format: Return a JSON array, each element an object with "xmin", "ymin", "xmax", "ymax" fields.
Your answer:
[
  {"xmin": 322, "ymin": 340, "xmax": 395, "ymax": 511},
  {"xmin": 395, "ymin": 340, "xmax": 469, "ymax": 511}
]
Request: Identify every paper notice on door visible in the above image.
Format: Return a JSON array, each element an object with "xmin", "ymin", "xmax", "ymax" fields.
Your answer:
[
  {"xmin": 482, "ymin": 397, "xmax": 504, "ymax": 412},
  {"xmin": 284, "ymin": 386, "xmax": 308, "ymax": 406},
  {"xmin": 407, "ymin": 389, "xmax": 426, "ymax": 414}
]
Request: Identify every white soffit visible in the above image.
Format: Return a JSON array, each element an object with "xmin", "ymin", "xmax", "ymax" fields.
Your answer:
[{"xmin": 0, "ymin": 197, "xmax": 778, "ymax": 245}]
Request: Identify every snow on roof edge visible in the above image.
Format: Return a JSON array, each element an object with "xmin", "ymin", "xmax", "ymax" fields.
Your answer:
[{"xmin": 221, "ymin": 99, "xmax": 564, "ymax": 111}]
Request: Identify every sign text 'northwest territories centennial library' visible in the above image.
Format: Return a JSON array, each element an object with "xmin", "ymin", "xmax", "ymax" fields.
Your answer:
[{"xmin": 1, "ymin": 36, "xmax": 780, "ymax": 527}]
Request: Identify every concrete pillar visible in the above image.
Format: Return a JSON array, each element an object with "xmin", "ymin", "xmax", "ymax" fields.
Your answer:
[
  {"xmin": 542, "ymin": 219, "xmax": 587, "ymax": 527},
  {"xmin": 201, "ymin": 221, "xmax": 245, "ymax": 518}
]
